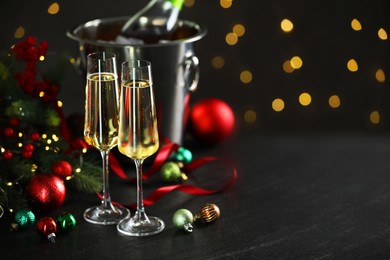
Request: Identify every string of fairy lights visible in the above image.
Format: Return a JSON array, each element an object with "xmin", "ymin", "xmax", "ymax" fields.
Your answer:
[{"xmin": 9, "ymin": 0, "xmax": 389, "ymax": 127}]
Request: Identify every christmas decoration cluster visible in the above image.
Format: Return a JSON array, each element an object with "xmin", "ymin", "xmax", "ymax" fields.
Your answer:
[{"xmin": 0, "ymin": 37, "xmax": 102, "ymax": 218}]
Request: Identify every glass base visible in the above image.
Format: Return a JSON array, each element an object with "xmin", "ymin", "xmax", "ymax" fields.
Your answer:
[
  {"xmin": 117, "ymin": 215, "xmax": 165, "ymax": 236},
  {"xmin": 84, "ymin": 205, "xmax": 130, "ymax": 225}
]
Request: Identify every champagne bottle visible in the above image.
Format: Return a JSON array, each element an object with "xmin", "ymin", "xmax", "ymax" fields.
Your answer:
[{"xmin": 120, "ymin": 0, "xmax": 185, "ymax": 42}]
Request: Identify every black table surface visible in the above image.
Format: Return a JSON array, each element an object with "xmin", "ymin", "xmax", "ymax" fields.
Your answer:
[{"xmin": 2, "ymin": 133, "xmax": 390, "ymax": 259}]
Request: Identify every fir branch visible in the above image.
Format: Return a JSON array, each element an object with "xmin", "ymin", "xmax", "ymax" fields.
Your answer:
[
  {"xmin": 5, "ymin": 100, "xmax": 60, "ymax": 127},
  {"xmin": 71, "ymin": 161, "xmax": 102, "ymax": 193}
]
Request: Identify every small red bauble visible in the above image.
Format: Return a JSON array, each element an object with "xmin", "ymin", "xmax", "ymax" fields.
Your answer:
[
  {"xmin": 26, "ymin": 174, "xmax": 66, "ymax": 213},
  {"xmin": 30, "ymin": 132, "xmax": 40, "ymax": 142},
  {"xmin": 3, "ymin": 150, "xmax": 13, "ymax": 160},
  {"xmin": 36, "ymin": 216, "xmax": 57, "ymax": 242},
  {"xmin": 8, "ymin": 118, "xmax": 20, "ymax": 127},
  {"xmin": 21, "ymin": 150, "xmax": 33, "ymax": 159},
  {"xmin": 188, "ymin": 98, "xmax": 235, "ymax": 144},
  {"xmin": 51, "ymin": 160, "xmax": 73, "ymax": 179},
  {"xmin": 23, "ymin": 143, "xmax": 35, "ymax": 152},
  {"xmin": 3, "ymin": 127, "xmax": 15, "ymax": 138}
]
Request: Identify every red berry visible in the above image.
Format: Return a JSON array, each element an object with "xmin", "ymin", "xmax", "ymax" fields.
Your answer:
[
  {"xmin": 23, "ymin": 143, "xmax": 34, "ymax": 152},
  {"xmin": 3, "ymin": 127, "xmax": 15, "ymax": 138},
  {"xmin": 21, "ymin": 150, "xmax": 33, "ymax": 159},
  {"xmin": 8, "ymin": 118, "xmax": 20, "ymax": 127},
  {"xmin": 3, "ymin": 150, "xmax": 13, "ymax": 160},
  {"xmin": 30, "ymin": 132, "xmax": 40, "ymax": 142}
]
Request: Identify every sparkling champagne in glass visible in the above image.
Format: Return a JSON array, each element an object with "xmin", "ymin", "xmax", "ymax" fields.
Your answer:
[
  {"xmin": 117, "ymin": 60, "xmax": 164, "ymax": 236},
  {"xmin": 83, "ymin": 52, "xmax": 130, "ymax": 225}
]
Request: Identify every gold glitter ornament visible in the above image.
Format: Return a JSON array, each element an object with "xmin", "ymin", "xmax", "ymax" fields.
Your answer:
[{"xmin": 193, "ymin": 203, "xmax": 220, "ymax": 223}]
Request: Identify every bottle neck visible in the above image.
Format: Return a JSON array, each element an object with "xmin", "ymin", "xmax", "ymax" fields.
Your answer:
[{"xmin": 167, "ymin": 0, "xmax": 184, "ymax": 10}]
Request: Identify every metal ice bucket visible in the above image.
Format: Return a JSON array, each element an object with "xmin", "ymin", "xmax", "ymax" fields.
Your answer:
[{"xmin": 67, "ymin": 16, "xmax": 206, "ymax": 144}]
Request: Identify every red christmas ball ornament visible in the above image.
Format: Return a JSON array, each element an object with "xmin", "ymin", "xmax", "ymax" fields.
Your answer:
[
  {"xmin": 8, "ymin": 118, "xmax": 20, "ymax": 127},
  {"xmin": 26, "ymin": 174, "xmax": 66, "ymax": 213},
  {"xmin": 51, "ymin": 160, "xmax": 73, "ymax": 179},
  {"xmin": 188, "ymin": 98, "xmax": 235, "ymax": 144},
  {"xmin": 36, "ymin": 216, "xmax": 57, "ymax": 243},
  {"xmin": 21, "ymin": 150, "xmax": 33, "ymax": 159},
  {"xmin": 30, "ymin": 132, "xmax": 40, "ymax": 142},
  {"xmin": 23, "ymin": 143, "xmax": 35, "ymax": 152},
  {"xmin": 3, "ymin": 127, "xmax": 15, "ymax": 138},
  {"xmin": 3, "ymin": 150, "xmax": 13, "ymax": 160}
]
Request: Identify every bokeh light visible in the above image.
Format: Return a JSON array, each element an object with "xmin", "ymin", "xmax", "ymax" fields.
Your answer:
[
  {"xmin": 233, "ymin": 24, "xmax": 245, "ymax": 37},
  {"xmin": 378, "ymin": 28, "xmax": 388, "ymax": 40},
  {"xmin": 347, "ymin": 59, "xmax": 358, "ymax": 72},
  {"xmin": 48, "ymin": 2, "xmax": 60, "ymax": 15},
  {"xmin": 225, "ymin": 32, "xmax": 238, "ymax": 45},
  {"xmin": 375, "ymin": 69, "xmax": 385, "ymax": 83},
  {"xmin": 184, "ymin": 0, "xmax": 195, "ymax": 7},
  {"xmin": 351, "ymin": 18, "xmax": 362, "ymax": 31},
  {"xmin": 299, "ymin": 92, "xmax": 312, "ymax": 106},
  {"xmin": 370, "ymin": 110, "xmax": 380, "ymax": 124},
  {"xmin": 290, "ymin": 56, "xmax": 303, "ymax": 69},
  {"xmin": 14, "ymin": 26, "xmax": 25, "ymax": 39},
  {"xmin": 240, "ymin": 70, "xmax": 252, "ymax": 84},
  {"xmin": 283, "ymin": 60, "xmax": 295, "ymax": 73},
  {"xmin": 220, "ymin": 0, "xmax": 233, "ymax": 8},
  {"xmin": 281, "ymin": 19, "xmax": 294, "ymax": 32},
  {"xmin": 211, "ymin": 56, "xmax": 225, "ymax": 69},
  {"xmin": 328, "ymin": 95, "xmax": 341, "ymax": 108},
  {"xmin": 272, "ymin": 98, "xmax": 285, "ymax": 112},
  {"xmin": 244, "ymin": 110, "xmax": 257, "ymax": 123}
]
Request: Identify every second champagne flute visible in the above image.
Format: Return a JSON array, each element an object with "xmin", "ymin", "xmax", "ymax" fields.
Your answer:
[
  {"xmin": 117, "ymin": 60, "xmax": 165, "ymax": 236},
  {"xmin": 83, "ymin": 52, "xmax": 130, "ymax": 225}
]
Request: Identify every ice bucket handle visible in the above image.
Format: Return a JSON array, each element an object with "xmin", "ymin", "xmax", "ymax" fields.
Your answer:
[{"xmin": 183, "ymin": 54, "xmax": 199, "ymax": 92}]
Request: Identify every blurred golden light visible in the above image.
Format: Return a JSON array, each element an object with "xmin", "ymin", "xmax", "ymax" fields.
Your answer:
[
  {"xmin": 378, "ymin": 28, "xmax": 388, "ymax": 40},
  {"xmin": 69, "ymin": 58, "xmax": 76, "ymax": 64},
  {"xmin": 39, "ymin": 55, "xmax": 45, "ymax": 61},
  {"xmin": 351, "ymin": 18, "xmax": 362, "ymax": 31},
  {"xmin": 14, "ymin": 26, "xmax": 25, "ymax": 39},
  {"xmin": 290, "ymin": 56, "xmax": 303, "ymax": 69},
  {"xmin": 240, "ymin": 70, "xmax": 252, "ymax": 84},
  {"xmin": 281, "ymin": 19, "xmax": 294, "ymax": 32},
  {"xmin": 283, "ymin": 60, "xmax": 295, "ymax": 73},
  {"xmin": 226, "ymin": 32, "xmax": 238, "ymax": 45},
  {"xmin": 375, "ymin": 69, "xmax": 385, "ymax": 83},
  {"xmin": 299, "ymin": 92, "xmax": 311, "ymax": 106},
  {"xmin": 184, "ymin": 0, "xmax": 195, "ymax": 7},
  {"xmin": 244, "ymin": 110, "xmax": 257, "ymax": 123},
  {"xmin": 39, "ymin": 91, "xmax": 45, "ymax": 98},
  {"xmin": 220, "ymin": 0, "xmax": 233, "ymax": 8},
  {"xmin": 57, "ymin": 100, "xmax": 63, "ymax": 107},
  {"xmin": 328, "ymin": 95, "xmax": 341, "ymax": 108},
  {"xmin": 48, "ymin": 2, "xmax": 60, "ymax": 15},
  {"xmin": 233, "ymin": 24, "xmax": 245, "ymax": 37},
  {"xmin": 347, "ymin": 59, "xmax": 358, "ymax": 72},
  {"xmin": 211, "ymin": 56, "xmax": 225, "ymax": 69},
  {"xmin": 272, "ymin": 98, "xmax": 285, "ymax": 112},
  {"xmin": 370, "ymin": 110, "xmax": 380, "ymax": 124}
]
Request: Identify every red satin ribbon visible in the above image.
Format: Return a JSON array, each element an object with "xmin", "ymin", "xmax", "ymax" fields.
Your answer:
[{"xmin": 105, "ymin": 142, "xmax": 237, "ymax": 209}]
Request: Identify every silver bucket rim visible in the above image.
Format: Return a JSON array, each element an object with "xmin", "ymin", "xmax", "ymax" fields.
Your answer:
[{"xmin": 66, "ymin": 16, "xmax": 207, "ymax": 48}]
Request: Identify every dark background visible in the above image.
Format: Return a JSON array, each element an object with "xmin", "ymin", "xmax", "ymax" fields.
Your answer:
[
  {"xmin": 2, "ymin": 0, "xmax": 390, "ymax": 134},
  {"xmin": 2, "ymin": 1, "xmax": 390, "ymax": 258}
]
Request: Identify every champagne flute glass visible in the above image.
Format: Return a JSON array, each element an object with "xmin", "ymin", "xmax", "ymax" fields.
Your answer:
[
  {"xmin": 83, "ymin": 52, "xmax": 130, "ymax": 225},
  {"xmin": 117, "ymin": 60, "xmax": 164, "ymax": 236}
]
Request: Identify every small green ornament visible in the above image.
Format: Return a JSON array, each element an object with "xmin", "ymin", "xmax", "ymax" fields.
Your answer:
[
  {"xmin": 55, "ymin": 212, "xmax": 76, "ymax": 233},
  {"xmin": 173, "ymin": 209, "xmax": 194, "ymax": 232},
  {"xmin": 161, "ymin": 162, "xmax": 182, "ymax": 182},
  {"xmin": 12, "ymin": 209, "xmax": 36, "ymax": 230},
  {"xmin": 174, "ymin": 147, "xmax": 193, "ymax": 164}
]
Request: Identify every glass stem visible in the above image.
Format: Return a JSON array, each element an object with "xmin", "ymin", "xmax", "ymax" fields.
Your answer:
[
  {"xmin": 100, "ymin": 150, "xmax": 112, "ymax": 209},
  {"xmin": 134, "ymin": 159, "xmax": 148, "ymax": 221}
]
